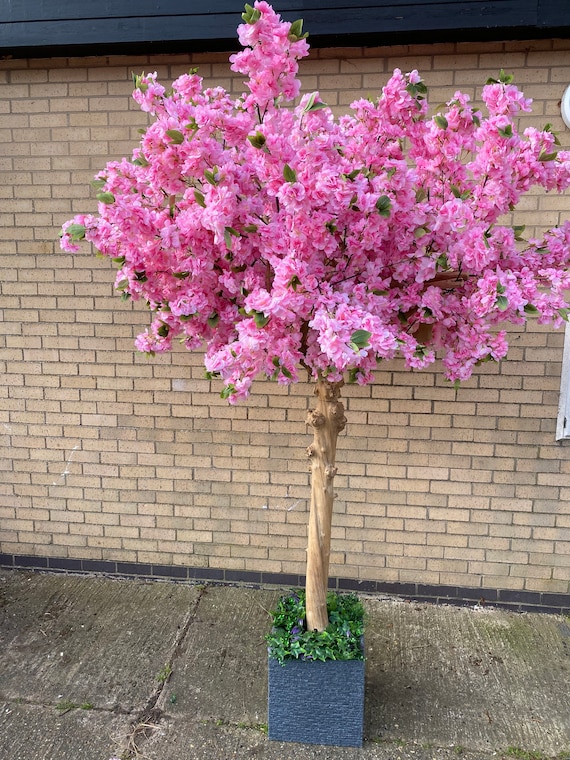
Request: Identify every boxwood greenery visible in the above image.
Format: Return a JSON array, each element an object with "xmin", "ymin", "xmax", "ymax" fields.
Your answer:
[{"xmin": 266, "ymin": 589, "xmax": 365, "ymax": 665}]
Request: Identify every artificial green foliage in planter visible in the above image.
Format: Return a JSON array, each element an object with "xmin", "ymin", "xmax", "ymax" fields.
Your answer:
[{"xmin": 267, "ymin": 590, "xmax": 365, "ymax": 747}]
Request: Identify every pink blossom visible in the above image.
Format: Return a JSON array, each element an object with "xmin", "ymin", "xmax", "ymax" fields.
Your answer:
[{"xmin": 60, "ymin": 1, "xmax": 570, "ymax": 400}]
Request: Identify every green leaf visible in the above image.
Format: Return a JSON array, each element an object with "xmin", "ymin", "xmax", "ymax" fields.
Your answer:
[
  {"xmin": 91, "ymin": 179, "xmax": 106, "ymax": 190},
  {"xmin": 347, "ymin": 367, "xmax": 359, "ymax": 384},
  {"xmin": 289, "ymin": 18, "xmax": 304, "ymax": 39},
  {"xmin": 375, "ymin": 195, "xmax": 391, "ymax": 217},
  {"xmin": 513, "ymin": 225, "xmax": 526, "ymax": 241},
  {"xmin": 406, "ymin": 80, "xmax": 427, "ymax": 100},
  {"xmin": 523, "ymin": 304, "xmax": 539, "ymax": 314},
  {"xmin": 96, "ymin": 192, "xmax": 115, "ymax": 204},
  {"xmin": 414, "ymin": 226, "xmax": 428, "ymax": 239},
  {"xmin": 173, "ymin": 271, "xmax": 190, "ymax": 279},
  {"xmin": 558, "ymin": 308, "xmax": 570, "ymax": 322},
  {"xmin": 112, "ymin": 256, "xmax": 125, "ymax": 265},
  {"xmin": 132, "ymin": 156, "xmax": 149, "ymax": 167},
  {"xmin": 242, "ymin": 4, "xmax": 261, "ymax": 23},
  {"xmin": 498, "ymin": 69, "xmax": 514, "ymax": 84},
  {"xmin": 307, "ymin": 100, "xmax": 328, "ymax": 112},
  {"xmin": 539, "ymin": 150, "xmax": 558, "ymax": 162},
  {"xmin": 193, "ymin": 190, "xmax": 206, "ymax": 208},
  {"xmin": 436, "ymin": 253, "xmax": 449, "ymax": 269},
  {"xmin": 496, "ymin": 295, "xmax": 509, "ymax": 311},
  {"xmin": 65, "ymin": 223, "xmax": 86, "ymax": 241},
  {"xmin": 498, "ymin": 124, "xmax": 513, "ymax": 138},
  {"xmin": 157, "ymin": 323, "xmax": 169, "ymax": 338},
  {"xmin": 204, "ymin": 168, "xmax": 218, "ymax": 186},
  {"xmin": 207, "ymin": 313, "xmax": 219, "ymax": 328},
  {"xmin": 220, "ymin": 384, "xmax": 236, "ymax": 399},
  {"xmin": 224, "ymin": 226, "xmax": 240, "ymax": 250},
  {"xmin": 434, "ymin": 114, "xmax": 448, "ymax": 129},
  {"xmin": 303, "ymin": 92, "xmax": 328, "ymax": 113},
  {"xmin": 283, "ymin": 164, "xmax": 297, "ymax": 183},
  {"xmin": 165, "ymin": 129, "xmax": 184, "ymax": 145},
  {"xmin": 449, "ymin": 185, "xmax": 470, "ymax": 200},
  {"xmin": 243, "ymin": 224, "xmax": 258, "ymax": 233},
  {"xmin": 544, "ymin": 123, "xmax": 561, "ymax": 145},
  {"xmin": 253, "ymin": 311, "xmax": 270, "ymax": 328},
  {"xmin": 350, "ymin": 329, "xmax": 372, "ymax": 350},
  {"xmin": 415, "ymin": 188, "xmax": 427, "ymax": 203},
  {"xmin": 247, "ymin": 132, "xmax": 266, "ymax": 149},
  {"xmin": 288, "ymin": 275, "xmax": 301, "ymax": 291},
  {"xmin": 132, "ymin": 72, "xmax": 149, "ymax": 93}
]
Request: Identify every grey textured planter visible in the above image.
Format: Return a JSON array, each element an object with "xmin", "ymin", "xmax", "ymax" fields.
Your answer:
[{"xmin": 268, "ymin": 656, "xmax": 365, "ymax": 747}]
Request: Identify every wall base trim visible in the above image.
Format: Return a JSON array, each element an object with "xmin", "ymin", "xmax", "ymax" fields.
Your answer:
[{"xmin": 1, "ymin": 553, "xmax": 568, "ymax": 615}]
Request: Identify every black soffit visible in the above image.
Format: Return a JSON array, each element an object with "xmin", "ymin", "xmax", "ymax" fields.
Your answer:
[{"xmin": 1, "ymin": 1, "xmax": 570, "ymax": 59}]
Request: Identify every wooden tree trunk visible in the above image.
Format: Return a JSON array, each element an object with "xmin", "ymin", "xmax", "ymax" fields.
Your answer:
[{"xmin": 305, "ymin": 376, "xmax": 346, "ymax": 632}]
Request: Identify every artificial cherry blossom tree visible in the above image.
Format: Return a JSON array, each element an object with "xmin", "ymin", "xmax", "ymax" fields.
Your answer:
[{"xmin": 61, "ymin": 1, "xmax": 570, "ymax": 632}]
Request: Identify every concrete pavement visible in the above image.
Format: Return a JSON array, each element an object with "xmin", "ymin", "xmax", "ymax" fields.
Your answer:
[{"xmin": 0, "ymin": 569, "xmax": 569, "ymax": 760}]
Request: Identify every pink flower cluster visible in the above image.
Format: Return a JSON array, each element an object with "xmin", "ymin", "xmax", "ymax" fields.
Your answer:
[{"xmin": 61, "ymin": 2, "xmax": 570, "ymax": 402}]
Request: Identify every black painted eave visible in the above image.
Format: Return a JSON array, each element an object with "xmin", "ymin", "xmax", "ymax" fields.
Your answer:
[{"xmin": 1, "ymin": 1, "xmax": 570, "ymax": 59}]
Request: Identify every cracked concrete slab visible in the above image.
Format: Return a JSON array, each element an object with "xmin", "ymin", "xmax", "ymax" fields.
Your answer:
[
  {"xmin": 159, "ymin": 585, "xmax": 280, "ymax": 725},
  {"xmin": 0, "ymin": 702, "xmax": 126, "ymax": 760},
  {"xmin": 363, "ymin": 599, "xmax": 570, "ymax": 754},
  {"xmin": 140, "ymin": 717, "xmax": 561, "ymax": 760},
  {"xmin": 1, "ymin": 569, "xmax": 569, "ymax": 760},
  {"xmin": 0, "ymin": 571, "xmax": 201, "ymax": 711}
]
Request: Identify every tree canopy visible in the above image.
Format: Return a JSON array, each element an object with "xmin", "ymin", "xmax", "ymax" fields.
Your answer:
[{"xmin": 61, "ymin": 1, "xmax": 570, "ymax": 403}]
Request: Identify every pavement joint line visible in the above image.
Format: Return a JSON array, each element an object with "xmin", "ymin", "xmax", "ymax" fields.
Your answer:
[
  {"xmin": 0, "ymin": 695, "xmax": 131, "ymax": 716},
  {"xmin": 118, "ymin": 585, "xmax": 207, "ymax": 758}
]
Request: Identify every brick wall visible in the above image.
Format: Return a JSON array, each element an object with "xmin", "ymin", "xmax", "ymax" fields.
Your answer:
[{"xmin": 2, "ymin": 38, "xmax": 570, "ymax": 597}]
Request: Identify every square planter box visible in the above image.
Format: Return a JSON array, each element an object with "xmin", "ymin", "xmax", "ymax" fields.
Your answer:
[{"xmin": 268, "ymin": 656, "xmax": 365, "ymax": 747}]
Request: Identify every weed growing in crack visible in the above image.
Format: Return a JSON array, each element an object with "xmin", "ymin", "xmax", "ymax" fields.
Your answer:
[
  {"xmin": 55, "ymin": 700, "xmax": 94, "ymax": 713},
  {"xmin": 155, "ymin": 664, "xmax": 172, "ymax": 684}
]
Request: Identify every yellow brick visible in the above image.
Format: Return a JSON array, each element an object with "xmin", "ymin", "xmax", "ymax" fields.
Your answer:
[{"xmin": 2, "ymin": 47, "xmax": 570, "ymax": 591}]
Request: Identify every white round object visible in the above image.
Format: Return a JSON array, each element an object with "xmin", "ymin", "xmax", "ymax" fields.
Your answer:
[{"xmin": 561, "ymin": 84, "xmax": 570, "ymax": 129}]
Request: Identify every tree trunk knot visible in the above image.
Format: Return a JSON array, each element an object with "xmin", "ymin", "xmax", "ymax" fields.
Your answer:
[
  {"xmin": 321, "ymin": 380, "xmax": 344, "ymax": 401},
  {"xmin": 325, "ymin": 465, "xmax": 337, "ymax": 479},
  {"xmin": 330, "ymin": 403, "xmax": 347, "ymax": 428},
  {"xmin": 307, "ymin": 410, "xmax": 325, "ymax": 428},
  {"xmin": 306, "ymin": 444, "xmax": 316, "ymax": 459}
]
